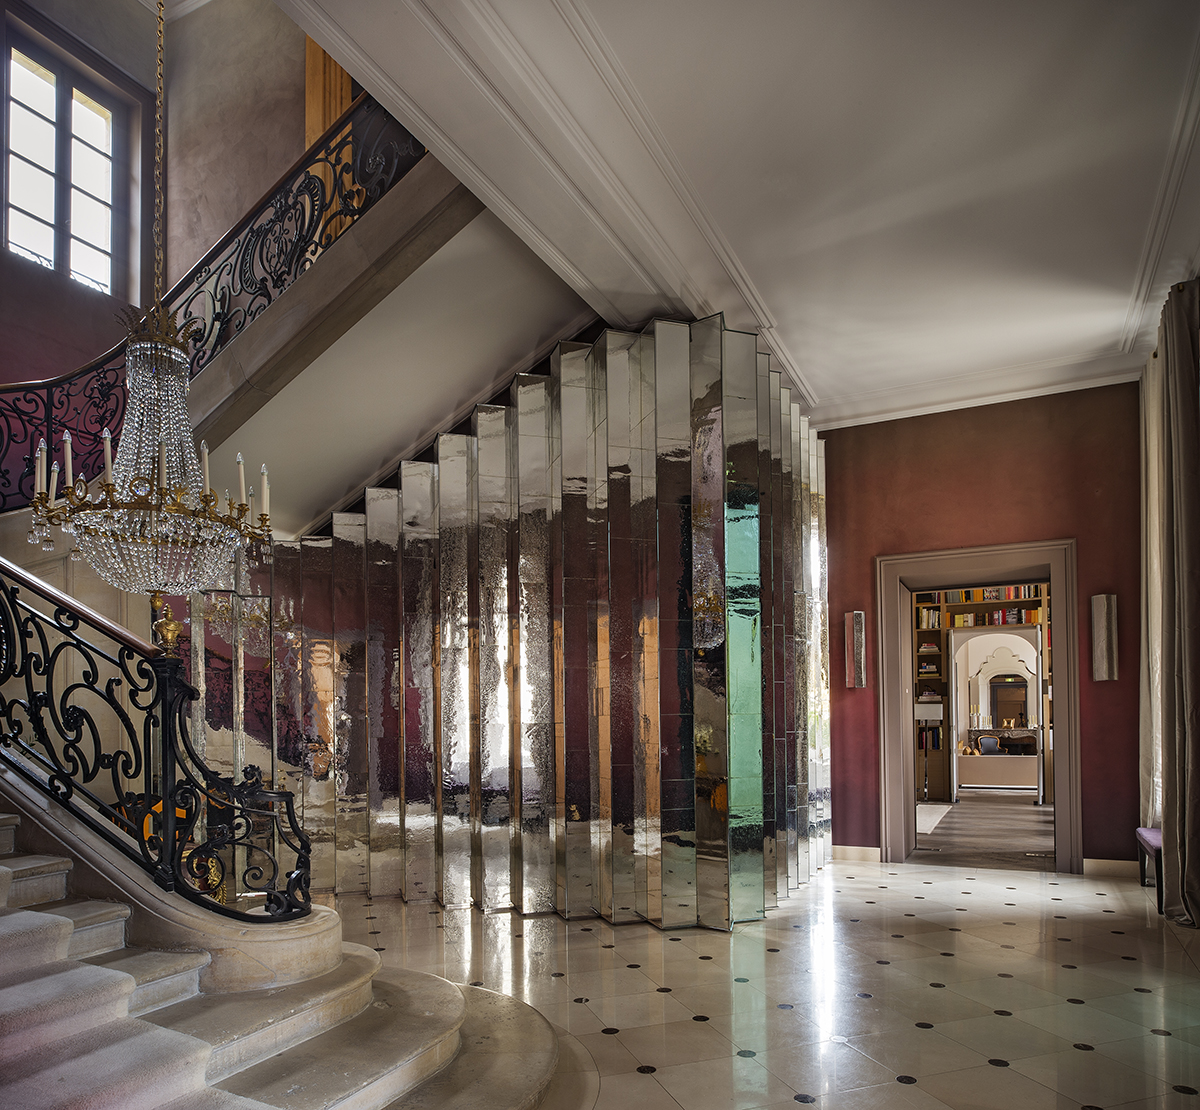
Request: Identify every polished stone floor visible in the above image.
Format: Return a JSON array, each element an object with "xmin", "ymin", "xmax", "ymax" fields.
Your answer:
[{"xmin": 333, "ymin": 860, "xmax": 1200, "ymax": 1110}]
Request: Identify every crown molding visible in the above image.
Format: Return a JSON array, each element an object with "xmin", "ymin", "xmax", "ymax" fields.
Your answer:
[{"xmin": 808, "ymin": 353, "xmax": 1144, "ymax": 431}]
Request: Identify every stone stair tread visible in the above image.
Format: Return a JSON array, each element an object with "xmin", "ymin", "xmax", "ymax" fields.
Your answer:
[
  {"xmin": 161, "ymin": 1089, "xmax": 278, "ymax": 1110},
  {"xmin": 0, "ymin": 907, "xmax": 73, "ymax": 969},
  {"xmin": 0, "ymin": 812, "xmax": 19, "ymax": 827},
  {"xmin": 385, "ymin": 986, "xmax": 559, "ymax": 1110},
  {"xmin": 0, "ymin": 960, "xmax": 134, "ymax": 1055},
  {"xmin": 0, "ymin": 852, "xmax": 73, "ymax": 878},
  {"xmin": 216, "ymin": 969, "xmax": 468, "ymax": 1110},
  {"xmin": 0, "ymin": 1016, "xmax": 211, "ymax": 1110},
  {"xmin": 147, "ymin": 945, "xmax": 383, "ymax": 1053},
  {"xmin": 35, "ymin": 896, "xmax": 133, "ymax": 928},
  {"xmin": 85, "ymin": 945, "xmax": 211, "ymax": 985}
]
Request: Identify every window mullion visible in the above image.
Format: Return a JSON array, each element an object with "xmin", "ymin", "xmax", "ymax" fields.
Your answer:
[{"xmin": 54, "ymin": 64, "xmax": 69, "ymax": 277}]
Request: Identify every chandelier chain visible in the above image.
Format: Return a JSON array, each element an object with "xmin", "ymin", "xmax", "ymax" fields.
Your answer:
[{"xmin": 154, "ymin": 0, "xmax": 165, "ymax": 304}]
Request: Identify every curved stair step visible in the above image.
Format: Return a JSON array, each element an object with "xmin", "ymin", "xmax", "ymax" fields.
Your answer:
[
  {"xmin": 148, "ymin": 944, "xmax": 383, "ymax": 1082},
  {"xmin": 0, "ymin": 959, "xmax": 134, "ymax": 1057},
  {"xmin": 36, "ymin": 897, "xmax": 132, "ymax": 958},
  {"xmin": 215, "ymin": 967, "xmax": 467, "ymax": 1110},
  {"xmin": 384, "ymin": 986, "xmax": 559, "ymax": 1110},
  {"xmin": 0, "ymin": 853, "xmax": 72, "ymax": 907},
  {"xmin": 85, "ymin": 946, "xmax": 211, "ymax": 1015},
  {"xmin": 0, "ymin": 907, "xmax": 73, "ymax": 974},
  {"xmin": 0, "ymin": 1016, "xmax": 212, "ymax": 1110}
]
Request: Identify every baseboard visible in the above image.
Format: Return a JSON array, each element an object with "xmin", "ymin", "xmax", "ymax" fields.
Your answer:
[
  {"xmin": 832, "ymin": 845, "xmax": 882, "ymax": 863},
  {"xmin": 1083, "ymin": 858, "xmax": 1140, "ymax": 878}
]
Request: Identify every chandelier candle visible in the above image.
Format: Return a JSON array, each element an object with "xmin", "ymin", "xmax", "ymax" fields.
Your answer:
[
  {"xmin": 102, "ymin": 428, "xmax": 113, "ymax": 486},
  {"xmin": 62, "ymin": 431, "xmax": 72, "ymax": 487},
  {"xmin": 201, "ymin": 440, "xmax": 210, "ymax": 497}
]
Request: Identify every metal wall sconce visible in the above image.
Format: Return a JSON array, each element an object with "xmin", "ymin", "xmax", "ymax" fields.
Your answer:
[
  {"xmin": 845, "ymin": 610, "xmax": 866, "ymax": 688},
  {"xmin": 1091, "ymin": 594, "xmax": 1118, "ymax": 681}
]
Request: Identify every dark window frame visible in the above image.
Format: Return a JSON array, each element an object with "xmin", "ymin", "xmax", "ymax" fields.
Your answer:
[{"xmin": 1, "ymin": 0, "xmax": 153, "ymax": 304}]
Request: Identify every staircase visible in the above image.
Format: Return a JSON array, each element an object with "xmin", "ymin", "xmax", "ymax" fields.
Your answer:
[{"xmin": 0, "ymin": 808, "xmax": 560, "ymax": 1110}]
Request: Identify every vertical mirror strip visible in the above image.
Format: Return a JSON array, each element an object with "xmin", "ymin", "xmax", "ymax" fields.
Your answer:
[
  {"xmin": 332, "ymin": 513, "xmax": 369, "ymax": 893},
  {"xmin": 436, "ymin": 434, "xmax": 477, "ymax": 908},
  {"xmin": 631, "ymin": 332, "xmax": 659, "ymax": 927},
  {"xmin": 365, "ymin": 488, "xmax": 401, "ymax": 896},
  {"xmin": 300, "ymin": 536, "xmax": 335, "ymax": 891},
  {"xmin": 756, "ymin": 352, "xmax": 776, "ymax": 910},
  {"xmin": 691, "ymin": 314, "xmax": 730, "ymax": 930},
  {"xmin": 271, "ymin": 542, "xmax": 305, "ymax": 833},
  {"xmin": 401, "ymin": 461, "xmax": 439, "ymax": 902},
  {"xmin": 586, "ymin": 343, "xmax": 611, "ymax": 918},
  {"xmin": 724, "ymin": 327, "xmax": 765, "ymax": 924},
  {"xmin": 769, "ymin": 371, "xmax": 789, "ymax": 897},
  {"xmin": 791, "ymin": 407, "xmax": 810, "ymax": 883},
  {"xmin": 550, "ymin": 345, "xmax": 595, "ymax": 917},
  {"xmin": 473, "ymin": 405, "xmax": 513, "ymax": 911},
  {"xmin": 592, "ymin": 332, "xmax": 640, "ymax": 924},
  {"xmin": 780, "ymin": 390, "xmax": 798, "ymax": 890},
  {"xmin": 816, "ymin": 438, "xmax": 832, "ymax": 865},
  {"xmin": 648, "ymin": 319, "xmax": 696, "ymax": 928},
  {"xmin": 510, "ymin": 375, "xmax": 555, "ymax": 914}
]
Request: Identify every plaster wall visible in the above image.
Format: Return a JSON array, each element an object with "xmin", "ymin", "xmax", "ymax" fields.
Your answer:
[
  {"xmin": 824, "ymin": 382, "xmax": 1141, "ymax": 861},
  {"xmin": 17, "ymin": 0, "xmax": 155, "ymax": 87},
  {"xmin": 166, "ymin": 0, "xmax": 306, "ymax": 285}
]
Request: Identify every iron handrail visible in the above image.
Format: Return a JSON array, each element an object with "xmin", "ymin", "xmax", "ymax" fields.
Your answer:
[{"xmin": 0, "ymin": 552, "xmax": 311, "ymax": 921}]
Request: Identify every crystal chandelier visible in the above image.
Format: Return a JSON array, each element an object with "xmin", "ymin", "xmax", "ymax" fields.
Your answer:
[{"xmin": 28, "ymin": 0, "xmax": 270, "ymax": 600}]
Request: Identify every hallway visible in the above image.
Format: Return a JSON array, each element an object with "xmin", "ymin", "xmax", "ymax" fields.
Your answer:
[{"xmin": 911, "ymin": 790, "xmax": 1056, "ymax": 872}]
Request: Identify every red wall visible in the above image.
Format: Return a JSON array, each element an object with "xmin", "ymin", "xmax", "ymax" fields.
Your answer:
[{"xmin": 823, "ymin": 382, "xmax": 1141, "ymax": 861}]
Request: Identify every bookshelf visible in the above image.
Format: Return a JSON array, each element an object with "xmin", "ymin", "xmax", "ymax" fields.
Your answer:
[{"xmin": 912, "ymin": 581, "xmax": 1049, "ymax": 804}]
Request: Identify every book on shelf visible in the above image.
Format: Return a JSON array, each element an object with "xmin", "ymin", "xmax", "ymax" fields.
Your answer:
[
  {"xmin": 917, "ymin": 726, "xmax": 943, "ymax": 751},
  {"xmin": 944, "ymin": 584, "xmax": 1043, "ymax": 605}
]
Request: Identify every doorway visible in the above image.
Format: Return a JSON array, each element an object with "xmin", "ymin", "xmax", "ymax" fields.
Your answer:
[
  {"xmin": 915, "ymin": 625, "xmax": 1054, "ymax": 870},
  {"xmin": 876, "ymin": 540, "xmax": 1081, "ymax": 873}
]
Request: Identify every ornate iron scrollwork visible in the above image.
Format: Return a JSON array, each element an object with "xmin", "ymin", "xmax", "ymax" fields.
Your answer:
[
  {"xmin": 0, "ymin": 559, "xmax": 310, "ymax": 921},
  {"xmin": 0, "ymin": 94, "xmax": 424, "ymax": 516}
]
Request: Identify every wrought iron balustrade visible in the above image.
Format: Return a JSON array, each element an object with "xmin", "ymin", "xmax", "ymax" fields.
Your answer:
[
  {"xmin": 0, "ymin": 555, "xmax": 310, "ymax": 921},
  {"xmin": 0, "ymin": 93, "xmax": 425, "ymax": 515}
]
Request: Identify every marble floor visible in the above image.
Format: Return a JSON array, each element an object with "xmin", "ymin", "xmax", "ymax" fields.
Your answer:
[{"xmin": 332, "ymin": 860, "xmax": 1200, "ymax": 1110}]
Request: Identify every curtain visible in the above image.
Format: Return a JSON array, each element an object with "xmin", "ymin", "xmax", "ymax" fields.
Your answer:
[{"xmin": 1142, "ymin": 278, "xmax": 1200, "ymax": 925}]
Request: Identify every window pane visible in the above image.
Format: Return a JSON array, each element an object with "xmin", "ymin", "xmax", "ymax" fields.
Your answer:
[
  {"xmin": 70, "ymin": 187, "xmax": 111, "ymax": 251},
  {"xmin": 9, "ymin": 101, "xmax": 56, "ymax": 170},
  {"xmin": 72, "ymin": 89, "xmax": 112, "ymax": 154},
  {"xmin": 9, "ymin": 155, "xmax": 55, "ymax": 222},
  {"xmin": 10, "ymin": 49, "xmax": 55, "ymax": 119},
  {"xmin": 70, "ymin": 237, "xmax": 110, "ymax": 293},
  {"xmin": 7, "ymin": 207, "xmax": 54, "ymax": 268},
  {"xmin": 71, "ymin": 138, "xmax": 111, "ymax": 203}
]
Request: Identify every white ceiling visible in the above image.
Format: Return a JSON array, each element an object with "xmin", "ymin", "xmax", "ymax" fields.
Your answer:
[
  {"xmin": 207, "ymin": 210, "xmax": 593, "ymax": 537},
  {"xmin": 275, "ymin": 0, "xmax": 1200, "ymax": 426}
]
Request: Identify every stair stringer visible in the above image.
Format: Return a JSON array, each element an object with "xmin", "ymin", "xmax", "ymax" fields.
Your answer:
[{"xmin": 0, "ymin": 769, "xmax": 342, "ymax": 994}]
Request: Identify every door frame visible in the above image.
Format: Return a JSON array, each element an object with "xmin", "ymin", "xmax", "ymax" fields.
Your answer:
[{"xmin": 876, "ymin": 539, "xmax": 1081, "ymax": 873}]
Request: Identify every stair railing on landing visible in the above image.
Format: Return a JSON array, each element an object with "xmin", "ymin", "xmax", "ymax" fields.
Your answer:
[
  {"xmin": 0, "ymin": 554, "xmax": 311, "ymax": 921},
  {"xmin": 0, "ymin": 93, "xmax": 426, "ymax": 515}
]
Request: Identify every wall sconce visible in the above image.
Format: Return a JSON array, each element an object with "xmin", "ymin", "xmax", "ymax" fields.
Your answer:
[
  {"xmin": 845, "ymin": 611, "xmax": 866, "ymax": 688},
  {"xmin": 1091, "ymin": 594, "xmax": 1118, "ymax": 681}
]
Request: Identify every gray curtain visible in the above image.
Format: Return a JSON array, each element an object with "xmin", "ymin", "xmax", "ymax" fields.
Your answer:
[{"xmin": 1143, "ymin": 279, "xmax": 1200, "ymax": 924}]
